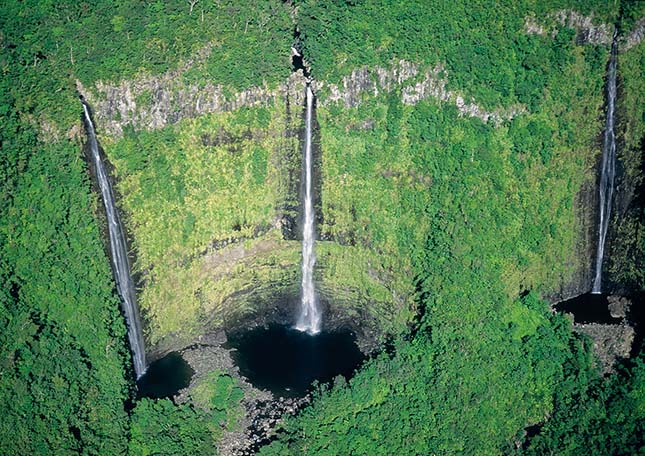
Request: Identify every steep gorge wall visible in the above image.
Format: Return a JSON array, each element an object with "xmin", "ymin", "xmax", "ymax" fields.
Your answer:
[
  {"xmin": 74, "ymin": 7, "xmax": 644, "ymax": 357},
  {"xmin": 79, "ymin": 67, "xmax": 415, "ymax": 357}
]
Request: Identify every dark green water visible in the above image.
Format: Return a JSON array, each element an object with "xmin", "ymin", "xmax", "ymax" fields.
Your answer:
[
  {"xmin": 227, "ymin": 324, "xmax": 365, "ymax": 397},
  {"xmin": 137, "ymin": 351, "xmax": 194, "ymax": 399}
]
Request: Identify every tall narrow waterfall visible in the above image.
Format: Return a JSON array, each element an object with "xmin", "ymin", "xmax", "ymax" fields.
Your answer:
[
  {"xmin": 81, "ymin": 100, "xmax": 147, "ymax": 377},
  {"xmin": 295, "ymin": 84, "xmax": 321, "ymax": 335},
  {"xmin": 592, "ymin": 33, "xmax": 618, "ymax": 294}
]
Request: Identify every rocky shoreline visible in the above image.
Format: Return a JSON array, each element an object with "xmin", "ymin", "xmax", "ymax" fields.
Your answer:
[{"xmin": 174, "ymin": 330, "xmax": 311, "ymax": 455}]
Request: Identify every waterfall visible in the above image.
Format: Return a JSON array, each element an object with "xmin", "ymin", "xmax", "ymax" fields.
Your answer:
[
  {"xmin": 295, "ymin": 84, "xmax": 321, "ymax": 335},
  {"xmin": 81, "ymin": 100, "xmax": 147, "ymax": 378},
  {"xmin": 592, "ymin": 33, "xmax": 618, "ymax": 294}
]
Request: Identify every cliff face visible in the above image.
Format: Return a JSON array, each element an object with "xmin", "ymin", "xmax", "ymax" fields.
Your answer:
[
  {"xmin": 545, "ymin": 177, "xmax": 597, "ymax": 302},
  {"xmin": 76, "ymin": 7, "xmax": 636, "ymax": 356},
  {"xmin": 80, "ymin": 65, "xmax": 416, "ymax": 357},
  {"xmin": 77, "ymin": 70, "xmax": 307, "ymax": 138},
  {"xmin": 524, "ymin": 9, "xmax": 614, "ymax": 45},
  {"xmin": 606, "ymin": 36, "xmax": 645, "ymax": 293}
]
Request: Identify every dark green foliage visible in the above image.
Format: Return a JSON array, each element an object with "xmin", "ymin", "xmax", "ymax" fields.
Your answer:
[
  {"xmin": 1, "ymin": 0, "xmax": 643, "ymax": 455},
  {"xmin": 258, "ymin": 1, "xmax": 643, "ymax": 455},
  {"xmin": 209, "ymin": 374, "xmax": 244, "ymax": 425},
  {"xmin": 297, "ymin": 0, "xmax": 616, "ymax": 107},
  {"xmin": 0, "ymin": 134, "xmax": 132, "ymax": 454},
  {"xmin": 0, "ymin": 0, "xmax": 293, "ymax": 131},
  {"xmin": 260, "ymin": 293, "xmax": 589, "ymax": 455},
  {"xmin": 128, "ymin": 399, "xmax": 213, "ymax": 456},
  {"xmin": 608, "ymin": 4, "xmax": 645, "ymax": 291},
  {"xmin": 519, "ymin": 353, "xmax": 645, "ymax": 455}
]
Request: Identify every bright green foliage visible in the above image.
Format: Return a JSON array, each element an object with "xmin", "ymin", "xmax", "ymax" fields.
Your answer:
[
  {"xmin": 1, "ymin": 0, "xmax": 644, "ymax": 455},
  {"xmin": 128, "ymin": 373, "xmax": 247, "ymax": 455},
  {"xmin": 259, "ymin": 1, "xmax": 633, "ymax": 454},
  {"xmin": 261, "ymin": 294, "xmax": 587, "ymax": 455},
  {"xmin": 106, "ymin": 103, "xmax": 301, "ymax": 343},
  {"xmin": 128, "ymin": 398, "xmax": 213, "ymax": 456},
  {"xmin": 0, "ymin": 1, "xmax": 294, "ymax": 453},
  {"xmin": 190, "ymin": 371, "xmax": 245, "ymax": 430},
  {"xmin": 107, "ymin": 96, "xmax": 413, "ymax": 344},
  {"xmin": 297, "ymin": 0, "xmax": 617, "ymax": 107},
  {"xmin": 0, "ymin": 0, "xmax": 293, "ymax": 131}
]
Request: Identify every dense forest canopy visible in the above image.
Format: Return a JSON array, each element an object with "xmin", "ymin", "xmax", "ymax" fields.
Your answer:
[{"xmin": 1, "ymin": 0, "xmax": 644, "ymax": 454}]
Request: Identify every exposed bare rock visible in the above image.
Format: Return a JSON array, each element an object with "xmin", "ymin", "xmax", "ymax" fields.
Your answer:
[
  {"xmin": 524, "ymin": 16, "xmax": 548, "ymax": 36},
  {"xmin": 402, "ymin": 65, "xmax": 526, "ymax": 125},
  {"xmin": 174, "ymin": 331, "xmax": 310, "ymax": 456},
  {"xmin": 39, "ymin": 118, "xmax": 61, "ymax": 143},
  {"xmin": 608, "ymin": 295, "xmax": 631, "ymax": 319},
  {"xmin": 621, "ymin": 17, "xmax": 645, "ymax": 52},
  {"xmin": 524, "ymin": 10, "xmax": 613, "ymax": 45},
  {"xmin": 574, "ymin": 322, "xmax": 634, "ymax": 374},
  {"xmin": 78, "ymin": 54, "xmax": 522, "ymax": 139},
  {"xmin": 319, "ymin": 60, "xmax": 525, "ymax": 126},
  {"xmin": 77, "ymin": 70, "xmax": 307, "ymax": 138},
  {"xmin": 318, "ymin": 59, "xmax": 419, "ymax": 107},
  {"xmin": 66, "ymin": 124, "xmax": 81, "ymax": 142}
]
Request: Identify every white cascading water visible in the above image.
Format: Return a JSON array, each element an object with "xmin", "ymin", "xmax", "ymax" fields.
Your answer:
[
  {"xmin": 295, "ymin": 84, "xmax": 321, "ymax": 335},
  {"xmin": 82, "ymin": 101, "xmax": 147, "ymax": 377},
  {"xmin": 592, "ymin": 33, "xmax": 618, "ymax": 294}
]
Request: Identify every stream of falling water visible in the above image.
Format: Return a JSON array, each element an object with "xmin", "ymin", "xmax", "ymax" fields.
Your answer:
[
  {"xmin": 592, "ymin": 33, "xmax": 618, "ymax": 294},
  {"xmin": 295, "ymin": 84, "xmax": 321, "ymax": 335},
  {"xmin": 82, "ymin": 100, "xmax": 147, "ymax": 377}
]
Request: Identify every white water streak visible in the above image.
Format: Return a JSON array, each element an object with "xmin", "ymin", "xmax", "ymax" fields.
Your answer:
[
  {"xmin": 592, "ymin": 34, "xmax": 618, "ymax": 294},
  {"xmin": 82, "ymin": 102, "xmax": 147, "ymax": 377},
  {"xmin": 295, "ymin": 85, "xmax": 321, "ymax": 335}
]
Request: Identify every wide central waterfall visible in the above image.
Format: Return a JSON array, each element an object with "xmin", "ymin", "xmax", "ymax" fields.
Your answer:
[
  {"xmin": 592, "ymin": 33, "xmax": 618, "ymax": 294},
  {"xmin": 81, "ymin": 100, "xmax": 147, "ymax": 378},
  {"xmin": 295, "ymin": 84, "xmax": 321, "ymax": 335}
]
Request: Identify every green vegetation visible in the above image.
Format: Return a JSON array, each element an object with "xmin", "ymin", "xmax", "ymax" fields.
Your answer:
[
  {"xmin": 0, "ymin": 95, "xmax": 131, "ymax": 454},
  {"xmin": 0, "ymin": 0, "xmax": 291, "ymax": 453},
  {"xmin": 0, "ymin": 0, "xmax": 293, "ymax": 132},
  {"xmin": 518, "ymin": 354, "xmax": 645, "ymax": 455},
  {"xmin": 258, "ymin": 1, "xmax": 645, "ymax": 454},
  {"xmin": 298, "ymin": 0, "xmax": 618, "ymax": 107},
  {"xmin": 261, "ymin": 293, "xmax": 597, "ymax": 455},
  {"xmin": 128, "ymin": 399, "xmax": 213, "ymax": 456},
  {"xmin": 108, "ymin": 105, "xmax": 298, "ymax": 343},
  {"xmin": 190, "ymin": 371, "xmax": 245, "ymax": 429},
  {"xmin": 107, "ymin": 102, "xmax": 410, "ymax": 345},
  {"xmin": 1, "ymin": 0, "xmax": 644, "ymax": 454},
  {"xmin": 128, "ymin": 372, "xmax": 245, "ymax": 455},
  {"xmin": 608, "ymin": 4, "xmax": 645, "ymax": 291}
]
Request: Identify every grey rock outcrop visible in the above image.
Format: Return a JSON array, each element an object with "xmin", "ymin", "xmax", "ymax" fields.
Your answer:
[
  {"xmin": 574, "ymin": 322, "xmax": 634, "ymax": 374},
  {"xmin": 79, "ymin": 57, "xmax": 526, "ymax": 141},
  {"xmin": 621, "ymin": 18, "xmax": 645, "ymax": 52},
  {"xmin": 524, "ymin": 10, "xmax": 613, "ymax": 45},
  {"xmin": 607, "ymin": 295, "xmax": 631, "ymax": 319},
  {"xmin": 318, "ymin": 60, "xmax": 525, "ymax": 126},
  {"xmin": 77, "ymin": 70, "xmax": 307, "ymax": 138}
]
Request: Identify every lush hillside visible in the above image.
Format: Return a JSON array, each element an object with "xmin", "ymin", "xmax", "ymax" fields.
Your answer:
[
  {"xmin": 0, "ymin": 0, "xmax": 292, "ymax": 454},
  {"xmin": 608, "ymin": 6, "xmax": 645, "ymax": 292},
  {"xmin": 1, "ymin": 0, "xmax": 643, "ymax": 455},
  {"xmin": 261, "ymin": 0, "xmax": 644, "ymax": 454}
]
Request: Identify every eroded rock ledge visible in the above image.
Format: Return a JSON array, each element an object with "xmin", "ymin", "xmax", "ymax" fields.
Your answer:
[
  {"xmin": 524, "ymin": 9, "xmax": 614, "ymax": 45},
  {"xmin": 622, "ymin": 17, "xmax": 645, "ymax": 51},
  {"xmin": 78, "ymin": 58, "xmax": 525, "ymax": 139},
  {"xmin": 77, "ymin": 72, "xmax": 307, "ymax": 138},
  {"xmin": 317, "ymin": 61, "xmax": 525, "ymax": 125}
]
